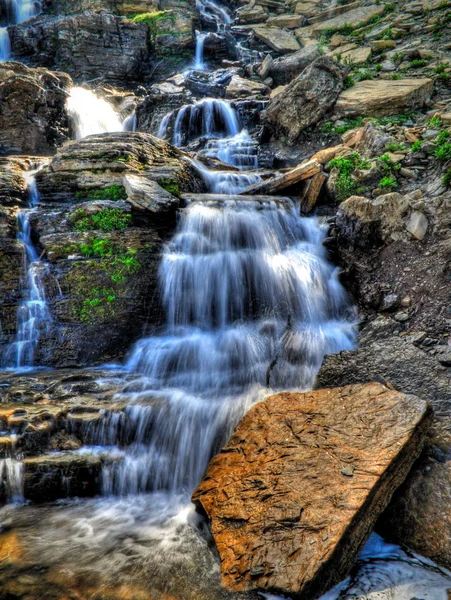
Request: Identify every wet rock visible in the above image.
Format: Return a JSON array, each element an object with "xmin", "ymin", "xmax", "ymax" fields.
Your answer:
[
  {"xmin": 135, "ymin": 80, "xmax": 192, "ymax": 136},
  {"xmin": 266, "ymin": 45, "xmax": 321, "ymax": 86},
  {"xmin": 0, "ymin": 158, "xmax": 28, "ymax": 206},
  {"xmin": 192, "ymin": 382, "xmax": 432, "ymax": 598},
  {"xmin": 262, "ymin": 56, "xmax": 344, "ymax": 145},
  {"xmin": 0, "ymin": 62, "xmax": 71, "ymax": 156},
  {"xmin": 23, "ymin": 453, "xmax": 102, "ymax": 502},
  {"xmin": 335, "ymin": 79, "xmax": 434, "ymax": 118},
  {"xmin": 9, "ymin": 12, "xmax": 150, "ymax": 85}
]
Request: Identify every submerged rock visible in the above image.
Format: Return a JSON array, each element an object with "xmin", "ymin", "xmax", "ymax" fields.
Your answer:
[
  {"xmin": 0, "ymin": 62, "xmax": 72, "ymax": 155},
  {"xmin": 192, "ymin": 382, "xmax": 432, "ymax": 598},
  {"xmin": 261, "ymin": 56, "xmax": 344, "ymax": 145}
]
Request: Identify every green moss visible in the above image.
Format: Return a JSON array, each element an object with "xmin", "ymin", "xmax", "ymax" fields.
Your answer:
[
  {"xmin": 409, "ymin": 59, "xmax": 428, "ymax": 69},
  {"xmin": 75, "ymin": 185, "xmax": 127, "ymax": 201},
  {"xmin": 158, "ymin": 178, "xmax": 180, "ymax": 197},
  {"xmin": 385, "ymin": 141, "xmax": 406, "ymax": 152},
  {"xmin": 80, "ymin": 288, "xmax": 117, "ymax": 323},
  {"xmin": 71, "ymin": 208, "xmax": 132, "ymax": 232},
  {"xmin": 377, "ymin": 153, "xmax": 401, "ymax": 175},
  {"xmin": 321, "ymin": 117, "xmax": 364, "ymax": 136},
  {"xmin": 443, "ymin": 169, "xmax": 451, "ymax": 188},
  {"xmin": 410, "ymin": 140, "xmax": 423, "ymax": 152},
  {"xmin": 130, "ymin": 10, "xmax": 175, "ymax": 40},
  {"xmin": 328, "ymin": 152, "xmax": 370, "ymax": 201}
]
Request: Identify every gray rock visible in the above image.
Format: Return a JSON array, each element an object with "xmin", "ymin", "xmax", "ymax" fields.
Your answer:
[
  {"xmin": 123, "ymin": 174, "xmax": 178, "ymax": 213},
  {"xmin": 267, "ymin": 45, "xmax": 321, "ymax": 86},
  {"xmin": 261, "ymin": 56, "xmax": 344, "ymax": 145}
]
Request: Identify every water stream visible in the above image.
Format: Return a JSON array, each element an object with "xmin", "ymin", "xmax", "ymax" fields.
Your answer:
[{"xmin": 66, "ymin": 87, "xmax": 125, "ymax": 139}]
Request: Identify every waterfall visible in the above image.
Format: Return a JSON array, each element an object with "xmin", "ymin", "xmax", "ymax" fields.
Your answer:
[
  {"xmin": 196, "ymin": 0, "xmax": 232, "ymax": 29},
  {"xmin": 194, "ymin": 31, "xmax": 207, "ymax": 70},
  {"xmin": 93, "ymin": 197, "xmax": 355, "ymax": 496},
  {"xmin": 0, "ymin": 459, "xmax": 23, "ymax": 503},
  {"xmin": 170, "ymin": 99, "xmax": 240, "ymax": 147},
  {"xmin": 193, "ymin": 158, "xmax": 262, "ymax": 193},
  {"xmin": 0, "ymin": 0, "xmax": 41, "ymax": 61},
  {"xmin": 1, "ymin": 175, "xmax": 52, "ymax": 370},
  {"xmin": 203, "ymin": 129, "xmax": 259, "ymax": 170},
  {"xmin": 66, "ymin": 87, "xmax": 124, "ymax": 140},
  {"xmin": 123, "ymin": 110, "xmax": 137, "ymax": 132}
]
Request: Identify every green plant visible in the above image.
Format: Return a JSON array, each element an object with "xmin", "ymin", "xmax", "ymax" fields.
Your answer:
[
  {"xmin": 75, "ymin": 185, "xmax": 127, "ymax": 201},
  {"xmin": 391, "ymin": 74, "xmax": 401, "ymax": 80},
  {"xmin": 71, "ymin": 208, "xmax": 132, "ymax": 232},
  {"xmin": 377, "ymin": 153, "xmax": 401, "ymax": 174},
  {"xmin": 409, "ymin": 59, "xmax": 427, "ymax": 69},
  {"xmin": 384, "ymin": 2, "xmax": 395, "ymax": 13},
  {"xmin": 343, "ymin": 75, "xmax": 355, "ymax": 89},
  {"xmin": 434, "ymin": 63, "xmax": 447, "ymax": 74},
  {"xmin": 158, "ymin": 178, "xmax": 180, "ymax": 196},
  {"xmin": 320, "ymin": 117, "xmax": 364, "ymax": 136},
  {"xmin": 410, "ymin": 140, "xmax": 423, "ymax": 152},
  {"xmin": 443, "ymin": 169, "xmax": 451, "ymax": 188},
  {"xmin": 429, "ymin": 115, "xmax": 442, "ymax": 128},
  {"xmin": 328, "ymin": 152, "xmax": 370, "ymax": 201},
  {"xmin": 131, "ymin": 10, "xmax": 174, "ymax": 39},
  {"xmin": 435, "ymin": 130, "xmax": 451, "ymax": 161},
  {"xmin": 355, "ymin": 68, "xmax": 373, "ymax": 82},
  {"xmin": 379, "ymin": 175, "xmax": 397, "ymax": 190},
  {"xmin": 385, "ymin": 141, "xmax": 407, "ymax": 152},
  {"xmin": 80, "ymin": 288, "xmax": 117, "ymax": 323}
]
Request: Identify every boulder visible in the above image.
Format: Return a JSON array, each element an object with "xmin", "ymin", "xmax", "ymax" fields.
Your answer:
[
  {"xmin": 267, "ymin": 45, "xmax": 321, "ymax": 86},
  {"xmin": 0, "ymin": 62, "xmax": 71, "ymax": 155},
  {"xmin": 337, "ymin": 193, "xmax": 410, "ymax": 248},
  {"xmin": 225, "ymin": 75, "xmax": 269, "ymax": 99},
  {"xmin": 266, "ymin": 14, "xmax": 303, "ymax": 28},
  {"xmin": 406, "ymin": 210, "xmax": 428, "ymax": 240},
  {"xmin": 36, "ymin": 131, "xmax": 205, "ymax": 202},
  {"xmin": 192, "ymin": 382, "xmax": 432, "ymax": 598},
  {"xmin": 0, "ymin": 158, "xmax": 28, "ymax": 206},
  {"xmin": 252, "ymin": 26, "xmax": 301, "ymax": 53},
  {"xmin": 236, "ymin": 4, "xmax": 268, "ymax": 24},
  {"xmin": 335, "ymin": 79, "xmax": 434, "ymax": 118},
  {"xmin": 336, "ymin": 46, "xmax": 372, "ymax": 65},
  {"xmin": 9, "ymin": 12, "xmax": 150, "ymax": 85},
  {"xmin": 311, "ymin": 5, "xmax": 385, "ymax": 38},
  {"xmin": 135, "ymin": 80, "xmax": 192, "ymax": 136},
  {"xmin": 261, "ymin": 56, "xmax": 344, "ymax": 145}
]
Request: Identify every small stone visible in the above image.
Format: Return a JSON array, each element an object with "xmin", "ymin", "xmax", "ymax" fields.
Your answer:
[
  {"xmin": 400, "ymin": 167, "xmax": 417, "ymax": 180},
  {"xmin": 406, "ymin": 211, "xmax": 428, "ymax": 240},
  {"xmin": 401, "ymin": 296, "xmax": 411, "ymax": 307},
  {"xmin": 380, "ymin": 293, "xmax": 400, "ymax": 312},
  {"xmin": 341, "ymin": 466, "xmax": 355, "ymax": 477},
  {"xmin": 394, "ymin": 311, "xmax": 410, "ymax": 322},
  {"xmin": 438, "ymin": 353, "xmax": 451, "ymax": 367}
]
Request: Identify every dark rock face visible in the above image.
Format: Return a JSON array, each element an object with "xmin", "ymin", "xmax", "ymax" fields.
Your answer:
[
  {"xmin": 192, "ymin": 383, "xmax": 432, "ymax": 598},
  {"xmin": 9, "ymin": 12, "xmax": 150, "ymax": 85},
  {"xmin": 0, "ymin": 62, "xmax": 72, "ymax": 155},
  {"xmin": 267, "ymin": 46, "xmax": 322, "ymax": 86},
  {"xmin": 261, "ymin": 56, "xmax": 344, "ymax": 145}
]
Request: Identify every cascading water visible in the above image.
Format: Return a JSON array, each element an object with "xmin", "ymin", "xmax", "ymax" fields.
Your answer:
[
  {"xmin": 171, "ymin": 98, "xmax": 240, "ymax": 146},
  {"xmin": 194, "ymin": 0, "xmax": 231, "ymax": 70},
  {"xmin": 2, "ymin": 175, "xmax": 51, "ymax": 370},
  {"xmin": 203, "ymin": 129, "xmax": 259, "ymax": 170},
  {"xmin": 0, "ymin": 0, "xmax": 41, "ymax": 61},
  {"xmin": 66, "ymin": 87, "xmax": 124, "ymax": 140},
  {"xmin": 82, "ymin": 197, "xmax": 355, "ymax": 498}
]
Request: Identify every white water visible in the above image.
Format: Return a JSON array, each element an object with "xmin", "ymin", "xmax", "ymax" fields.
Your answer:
[
  {"xmin": 0, "ymin": 0, "xmax": 41, "ymax": 61},
  {"xmin": 0, "ymin": 458, "xmax": 23, "ymax": 503},
  {"xmin": 203, "ymin": 129, "xmax": 259, "ymax": 170},
  {"xmin": 193, "ymin": 158, "xmax": 262, "ymax": 193},
  {"xmin": 2, "ymin": 175, "xmax": 52, "ymax": 370},
  {"xmin": 171, "ymin": 98, "xmax": 240, "ymax": 146},
  {"xmin": 194, "ymin": 30, "xmax": 207, "ymax": 70},
  {"xmin": 66, "ymin": 87, "xmax": 124, "ymax": 140},
  {"xmin": 78, "ymin": 197, "xmax": 356, "ymax": 497}
]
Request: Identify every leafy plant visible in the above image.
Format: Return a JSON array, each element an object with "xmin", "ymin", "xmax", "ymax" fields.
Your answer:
[
  {"xmin": 343, "ymin": 75, "xmax": 355, "ymax": 89},
  {"xmin": 385, "ymin": 141, "xmax": 406, "ymax": 152},
  {"xmin": 410, "ymin": 140, "xmax": 423, "ymax": 152},
  {"xmin": 428, "ymin": 115, "xmax": 442, "ymax": 128},
  {"xmin": 158, "ymin": 178, "xmax": 180, "ymax": 196},
  {"xmin": 71, "ymin": 208, "xmax": 132, "ymax": 232},
  {"xmin": 409, "ymin": 59, "xmax": 427, "ymax": 69},
  {"xmin": 443, "ymin": 169, "xmax": 451, "ymax": 188},
  {"xmin": 377, "ymin": 153, "xmax": 401, "ymax": 174},
  {"xmin": 379, "ymin": 176, "xmax": 397, "ymax": 190},
  {"xmin": 321, "ymin": 117, "xmax": 364, "ymax": 136},
  {"xmin": 434, "ymin": 130, "xmax": 451, "ymax": 161},
  {"xmin": 328, "ymin": 152, "xmax": 370, "ymax": 201},
  {"xmin": 75, "ymin": 185, "xmax": 127, "ymax": 201}
]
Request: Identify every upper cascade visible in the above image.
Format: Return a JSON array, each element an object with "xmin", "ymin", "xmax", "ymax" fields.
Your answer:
[{"xmin": 66, "ymin": 87, "xmax": 125, "ymax": 140}]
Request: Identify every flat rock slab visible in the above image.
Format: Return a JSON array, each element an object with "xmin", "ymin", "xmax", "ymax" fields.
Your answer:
[
  {"xmin": 335, "ymin": 78, "xmax": 433, "ymax": 117},
  {"xmin": 252, "ymin": 26, "xmax": 301, "ymax": 53},
  {"xmin": 311, "ymin": 5, "xmax": 385, "ymax": 37},
  {"xmin": 192, "ymin": 382, "xmax": 432, "ymax": 599}
]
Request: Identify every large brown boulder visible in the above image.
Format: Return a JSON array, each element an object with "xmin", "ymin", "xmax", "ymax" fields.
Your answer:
[
  {"xmin": 192, "ymin": 382, "xmax": 432, "ymax": 599},
  {"xmin": 9, "ymin": 12, "xmax": 150, "ymax": 85},
  {"xmin": 0, "ymin": 62, "xmax": 71, "ymax": 155},
  {"xmin": 261, "ymin": 56, "xmax": 344, "ymax": 145}
]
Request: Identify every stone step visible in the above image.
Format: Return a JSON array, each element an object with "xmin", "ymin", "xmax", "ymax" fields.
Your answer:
[{"xmin": 181, "ymin": 193, "xmax": 295, "ymax": 208}]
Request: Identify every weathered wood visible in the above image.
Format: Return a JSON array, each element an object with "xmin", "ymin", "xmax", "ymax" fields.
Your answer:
[
  {"xmin": 240, "ymin": 158, "xmax": 321, "ymax": 195},
  {"xmin": 300, "ymin": 171, "xmax": 327, "ymax": 213}
]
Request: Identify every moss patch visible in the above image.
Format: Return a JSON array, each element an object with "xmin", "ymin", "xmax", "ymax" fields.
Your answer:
[
  {"xmin": 75, "ymin": 185, "xmax": 127, "ymax": 201},
  {"xmin": 71, "ymin": 208, "xmax": 132, "ymax": 232}
]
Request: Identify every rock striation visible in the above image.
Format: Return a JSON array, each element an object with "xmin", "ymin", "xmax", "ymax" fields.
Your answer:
[
  {"xmin": 192, "ymin": 382, "xmax": 432, "ymax": 598},
  {"xmin": 261, "ymin": 56, "xmax": 344, "ymax": 145},
  {"xmin": 0, "ymin": 62, "xmax": 72, "ymax": 155}
]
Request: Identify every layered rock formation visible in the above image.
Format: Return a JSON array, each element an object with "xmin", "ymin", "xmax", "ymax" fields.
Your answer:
[
  {"xmin": 0, "ymin": 62, "xmax": 71, "ymax": 155},
  {"xmin": 193, "ymin": 383, "xmax": 432, "ymax": 598}
]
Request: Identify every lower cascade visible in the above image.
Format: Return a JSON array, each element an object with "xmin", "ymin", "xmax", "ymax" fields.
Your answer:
[{"xmin": 66, "ymin": 87, "xmax": 125, "ymax": 139}]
